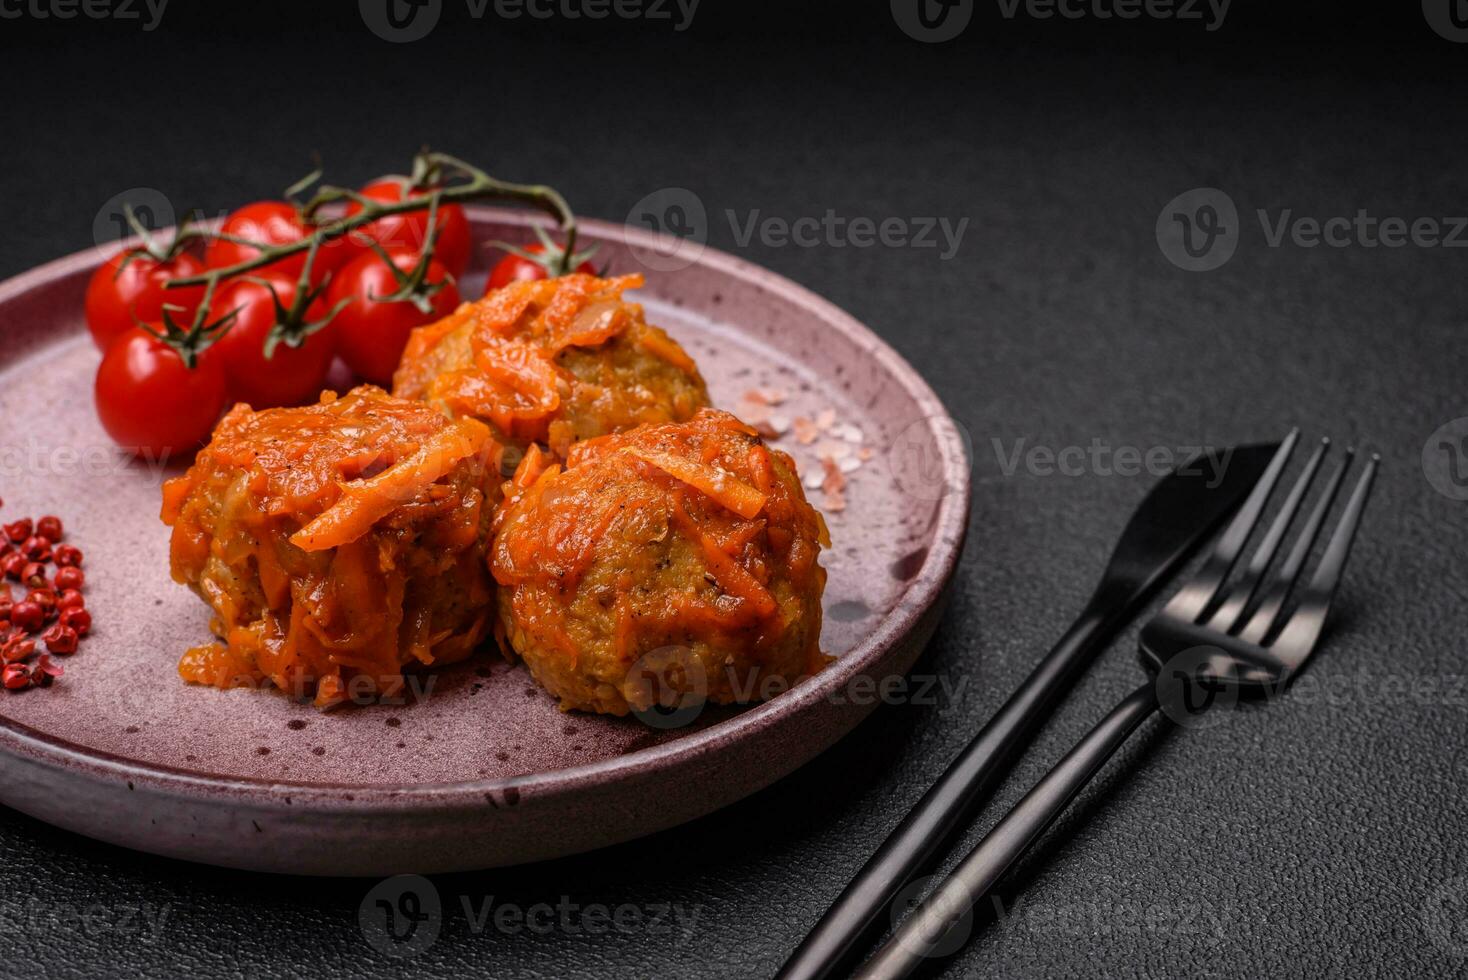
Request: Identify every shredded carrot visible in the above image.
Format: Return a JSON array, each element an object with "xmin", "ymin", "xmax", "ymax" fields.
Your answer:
[
  {"xmin": 540, "ymin": 275, "xmax": 597, "ymax": 332},
  {"xmin": 814, "ymin": 509, "xmax": 832, "ymax": 548},
  {"xmin": 160, "ymin": 476, "xmax": 193, "ymax": 524},
  {"xmin": 512, "ymin": 444, "xmax": 552, "ymax": 490},
  {"xmin": 613, "ymin": 593, "xmax": 635, "ymax": 664},
  {"xmin": 716, "ymin": 519, "xmax": 766, "ymax": 555},
  {"xmin": 546, "ymin": 300, "xmax": 631, "ymax": 353},
  {"xmin": 314, "ymin": 673, "xmax": 347, "ymax": 710},
  {"xmin": 291, "ymin": 418, "xmax": 490, "ymax": 552},
  {"xmin": 636, "ymin": 328, "xmax": 700, "ymax": 375},
  {"xmin": 430, "ymin": 371, "xmax": 517, "ymax": 432},
  {"xmin": 398, "ymin": 310, "xmax": 469, "ymax": 373},
  {"xmin": 747, "ymin": 444, "xmax": 775, "ymax": 496},
  {"xmin": 254, "ymin": 546, "xmax": 291, "ymax": 609},
  {"xmin": 626, "ymin": 447, "xmax": 767, "ymax": 519},
  {"xmin": 471, "ymin": 285, "xmax": 542, "ymax": 337},
  {"xmin": 178, "ymin": 642, "xmax": 262, "ymax": 689},
  {"xmin": 564, "ymin": 432, "xmax": 616, "ymax": 469},
  {"xmin": 695, "ymin": 529, "xmax": 778, "ymax": 619},
  {"xmin": 473, "ymin": 342, "xmax": 561, "ymax": 417}
]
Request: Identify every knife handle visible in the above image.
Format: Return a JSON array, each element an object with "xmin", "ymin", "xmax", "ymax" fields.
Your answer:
[
  {"xmin": 854, "ymin": 683, "xmax": 1160, "ymax": 980},
  {"xmin": 775, "ymin": 601, "xmax": 1121, "ymax": 980}
]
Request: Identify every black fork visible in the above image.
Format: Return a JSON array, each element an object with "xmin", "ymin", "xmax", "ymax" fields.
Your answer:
[{"xmin": 854, "ymin": 431, "xmax": 1379, "ymax": 979}]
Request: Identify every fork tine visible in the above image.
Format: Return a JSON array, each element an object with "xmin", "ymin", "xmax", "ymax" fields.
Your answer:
[
  {"xmin": 1237, "ymin": 449, "xmax": 1354, "ymax": 645},
  {"xmin": 1207, "ymin": 437, "xmax": 1330, "ymax": 632},
  {"xmin": 1171, "ymin": 428, "xmax": 1300, "ymax": 622},
  {"xmin": 1254, "ymin": 453, "xmax": 1379, "ymax": 664}
]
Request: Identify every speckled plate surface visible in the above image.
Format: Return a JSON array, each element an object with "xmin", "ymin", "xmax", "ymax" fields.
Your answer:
[{"xmin": 0, "ymin": 208, "xmax": 969, "ymax": 875}]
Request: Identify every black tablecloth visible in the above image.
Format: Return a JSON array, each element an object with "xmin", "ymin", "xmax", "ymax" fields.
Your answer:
[{"xmin": 1, "ymin": 4, "xmax": 1464, "ymax": 977}]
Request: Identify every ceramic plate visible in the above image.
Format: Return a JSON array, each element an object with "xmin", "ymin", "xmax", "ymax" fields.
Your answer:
[{"xmin": 0, "ymin": 208, "xmax": 969, "ymax": 875}]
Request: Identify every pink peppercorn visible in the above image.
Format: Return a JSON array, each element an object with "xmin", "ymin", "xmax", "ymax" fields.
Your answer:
[
  {"xmin": 10, "ymin": 600, "xmax": 43, "ymax": 633},
  {"xmin": 41, "ymin": 624, "xmax": 78, "ymax": 656},
  {"xmin": 35, "ymin": 516, "xmax": 63, "ymax": 542}
]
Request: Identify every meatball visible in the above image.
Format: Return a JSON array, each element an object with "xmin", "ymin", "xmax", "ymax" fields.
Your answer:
[
  {"xmin": 491, "ymin": 409, "xmax": 829, "ymax": 715},
  {"xmin": 161, "ymin": 386, "xmax": 502, "ymax": 708},
  {"xmin": 393, "ymin": 272, "xmax": 709, "ymax": 460}
]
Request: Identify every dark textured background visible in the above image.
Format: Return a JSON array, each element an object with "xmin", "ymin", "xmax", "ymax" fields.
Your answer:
[{"xmin": 2, "ymin": 2, "xmax": 1466, "ymax": 977}]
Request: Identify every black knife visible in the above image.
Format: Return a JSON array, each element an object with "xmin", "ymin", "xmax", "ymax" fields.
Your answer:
[{"xmin": 775, "ymin": 440, "xmax": 1282, "ymax": 980}]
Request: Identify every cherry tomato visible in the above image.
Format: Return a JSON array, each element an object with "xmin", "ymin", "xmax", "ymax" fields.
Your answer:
[
  {"xmin": 84, "ymin": 248, "xmax": 208, "ymax": 351},
  {"xmin": 341, "ymin": 178, "xmax": 472, "ymax": 277},
  {"xmin": 487, "ymin": 243, "xmax": 596, "ymax": 291},
  {"xmin": 327, "ymin": 251, "xmax": 461, "ymax": 386},
  {"xmin": 211, "ymin": 273, "xmax": 337, "ymax": 409},
  {"xmin": 95, "ymin": 328, "xmax": 228, "ymax": 460},
  {"xmin": 205, "ymin": 201, "xmax": 347, "ymax": 283}
]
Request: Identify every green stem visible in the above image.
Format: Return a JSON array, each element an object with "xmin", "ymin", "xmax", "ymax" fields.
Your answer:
[{"xmin": 166, "ymin": 151, "xmax": 577, "ymax": 289}]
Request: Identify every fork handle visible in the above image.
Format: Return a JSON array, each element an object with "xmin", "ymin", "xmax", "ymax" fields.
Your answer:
[
  {"xmin": 775, "ymin": 608, "xmax": 1129, "ymax": 980},
  {"xmin": 853, "ymin": 682, "xmax": 1161, "ymax": 980}
]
